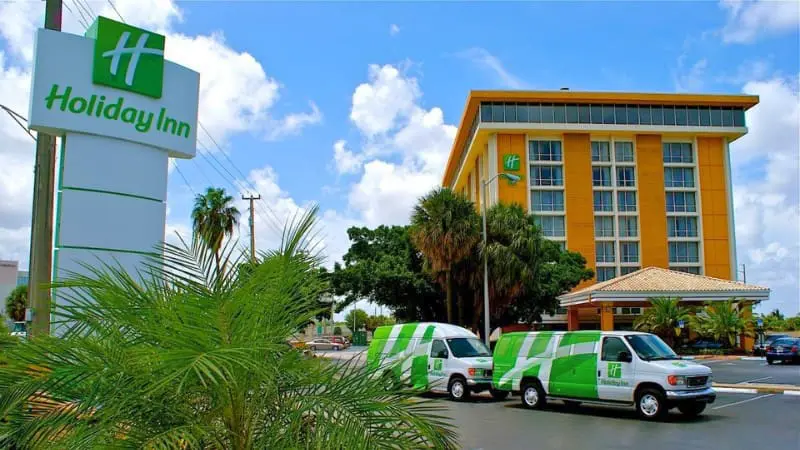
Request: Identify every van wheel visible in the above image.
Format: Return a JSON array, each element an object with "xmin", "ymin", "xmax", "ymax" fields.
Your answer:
[
  {"xmin": 448, "ymin": 377, "xmax": 471, "ymax": 402},
  {"xmin": 766, "ymin": 357, "xmax": 774, "ymax": 365},
  {"xmin": 636, "ymin": 388, "xmax": 667, "ymax": 420},
  {"xmin": 520, "ymin": 380, "xmax": 545, "ymax": 409},
  {"xmin": 490, "ymin": 389, "xmax": 509, "ymax": 401},
  {"xmin": 678, "ymin": 402, "xmax": 706, "ymax": 417}
]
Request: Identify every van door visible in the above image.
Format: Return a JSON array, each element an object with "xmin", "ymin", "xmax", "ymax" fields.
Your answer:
[
  {"xmin": 597, "ymin": 336, "xmax": 636, "ymax": 402},
  {"xmin": 428, "ymin": 339, "xmax": 449, "ymax": 392}
]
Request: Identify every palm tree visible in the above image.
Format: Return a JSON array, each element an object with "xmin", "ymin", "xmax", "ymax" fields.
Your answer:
[
  {"xmin": 0, "ymin": 209, "xmax": 457, "ymax": 449},
  {"xmin": 691, "ymin": 299, "xmax": 753, "ymax": 348},
  {"xmin": 634, "ymin": 297, "xmax": 692, "ymax": 348},
  {"xmin": 191, "ymin": 186, "xmax": 240, "ymax": 272},
  {"xmin": 410, "ymin": 188, "xmax": 480, "ymax": 325},
  {"xmin": 4, "ymin": 284, "xmax": 27, "ymax": 322}
]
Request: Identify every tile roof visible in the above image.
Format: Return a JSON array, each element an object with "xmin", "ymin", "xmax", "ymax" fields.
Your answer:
[{"xmin": 565, "ymin": 266, "xmax": 768, "ymax": 296}]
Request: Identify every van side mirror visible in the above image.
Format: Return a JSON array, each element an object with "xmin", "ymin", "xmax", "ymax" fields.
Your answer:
[{"xmin": 618, "ymin": 351, "xmax": 632, "ymax": 363}]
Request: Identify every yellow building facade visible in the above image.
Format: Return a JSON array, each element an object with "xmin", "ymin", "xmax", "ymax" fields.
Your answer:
[{"xmin": 442, "ymin": 90, "xmax": 761, "ymax": 343}]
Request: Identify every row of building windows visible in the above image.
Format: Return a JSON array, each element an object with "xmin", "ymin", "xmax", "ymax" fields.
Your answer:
[
  {"xmin": 479, "ymin": 102, "xmax": 746, "ymax": 128},
  {"xmin": 597, "ymin": 266, "xmax": 642, "ymax": 282},
  {"xmin": 528, "ymin": 183, "xmax": 699, "ymax": 213}
]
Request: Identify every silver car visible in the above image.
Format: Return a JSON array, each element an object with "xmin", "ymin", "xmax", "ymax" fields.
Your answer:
[{"xmin": 307, "ymin": 338, "xmax": 342, "ymax": 351}]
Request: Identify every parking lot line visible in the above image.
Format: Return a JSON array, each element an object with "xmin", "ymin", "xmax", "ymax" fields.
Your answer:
[
  {"xmin": 737, "ymin": 376, "xmax": 773, "ymax": 384},
  {"xmin": 712, "ymin": 394, "xmax": 774, "ymax": 410}
]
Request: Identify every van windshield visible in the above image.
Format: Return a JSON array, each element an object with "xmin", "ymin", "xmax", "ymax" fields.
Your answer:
[
  {"xmin": 625, "ymin": 334, "xmax": 678, "ymax": 361},
  {"xmin": 446, "ymin": 338, "xmax": 491, "ymax": 358}
]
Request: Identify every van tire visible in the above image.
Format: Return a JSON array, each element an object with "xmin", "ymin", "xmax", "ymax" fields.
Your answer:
[
  {"xmin": 448, "ymin": 376, "xmax": 470, "ymax": 402},
  {"xmin": 490, "ymin": 389, "xmax": 509, "ymax": 401},
  {"xmin": 636, "ymin": 387, "xmax": 667, "ymax": 420},
  {"xmin": 520, "ymin": 380, "xmax": 545, "ymax": 409}
]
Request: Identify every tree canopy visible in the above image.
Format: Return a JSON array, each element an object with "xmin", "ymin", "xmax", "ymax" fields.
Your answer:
[{"xmin": 4, "ymin": 284, "xmax": 27, "ymax": 322}]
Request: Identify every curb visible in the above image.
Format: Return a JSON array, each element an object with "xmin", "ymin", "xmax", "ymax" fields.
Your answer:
[{"xmin": 713, "ymin": 382, "xmax": 800, "ymax": 395}]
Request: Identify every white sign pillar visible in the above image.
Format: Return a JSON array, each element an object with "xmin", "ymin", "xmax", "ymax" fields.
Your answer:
[{"xmin": 28, "ymin": 19, "xmax": 199, "ymax": 328}]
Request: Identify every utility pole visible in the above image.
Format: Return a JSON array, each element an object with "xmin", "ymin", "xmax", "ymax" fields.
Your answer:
[
  {"xmin": 740, "ymin": 264, "xmax": 746, "ymax": 284},
  {"xmin": 241, "ymin": 193, "xmax": 260, "ymax": 261},
  {"xmin": 27, "ymin": 0, "xmax": 63, "ymax": 338}
]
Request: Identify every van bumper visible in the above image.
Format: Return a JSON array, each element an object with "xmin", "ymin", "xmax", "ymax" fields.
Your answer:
[{"xmin": 665, "ymin": 387, "xmax": 716, "ymax": 404}]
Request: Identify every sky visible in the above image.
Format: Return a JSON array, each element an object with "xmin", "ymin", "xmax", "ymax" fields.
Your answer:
[{"xmin": 0, "ymin": 0, "xmax": 798, "ymax": 318}]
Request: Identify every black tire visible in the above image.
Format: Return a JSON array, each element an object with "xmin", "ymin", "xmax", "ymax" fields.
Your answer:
[
  {"xmin": 767, "ymin": 357, "xmax": 774, "ymax": 365},
  {"xmin": 334, "ymin": 346, "xmax": 340, "ymax": 351},
  {"xmin": 678, "ymin": 402, "xmax": 707, "ymax": 417},
  {"xmin": 520, "ymin": 380, "xmax": 546, "ymax": 409},
  {"xmin": 490, "ymin": 389, "xmax": 510, "ymax": 401},
  {"xmin": 448, "ymin": 377, "xmax": 471, "ymax": 402},
  {"xmin": 636, "ymin": 388, "xmax": 667, "ymax": 421}
]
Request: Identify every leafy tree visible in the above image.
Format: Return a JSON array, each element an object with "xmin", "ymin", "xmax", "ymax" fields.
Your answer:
[
  {"xmin": 691, "ymin": 299, "xmax": 753, "ymax": 348},
  {"xmin": 345, "ymin": 308, "xmax": 369, "ymax": 331},
  {"xmin": 410, "ymin": 188, "xmax": 481, "ymax": 325},
  {"xmin": 191, "ymin": 186, "xmax": 240, "ymax": 272},
  {"xmin": 633, "ymin": 297, "xmax": 692, "ymax": 348},
  {"xmin": 333, "ymin": 326, "xmax": 342, "ymax": 336},
  {"xmin": 330, "ymin": 225, "xmax": 445, "ymax": 322},
  {"xmin": 4, "ymin": 285, "xmax": 27, "ymax": 322},
  {"xmin": 0, "ymin": 209, "xmax": 457, "ymax": 449},
  {"xmin": 366, "ymin": 314, "xmax": 395, "ymax": 331},
  {"xmin": 481, "ymin": 203, "xmax": 593, "ymax": 327}
]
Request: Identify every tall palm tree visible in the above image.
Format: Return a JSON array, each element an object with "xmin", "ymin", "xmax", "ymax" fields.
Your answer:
[
  {"xmin": 191, "ymin": 186, "xmax": 240, "ymax": 272},
  {"xmin": 410, "ymin": 188, "xmax": 480, "ymax": 325},
  {"xmin": 691, "ymin": 299, "xmax": 753, "ymax": 348},
  {"xmin": 4, "ymin": 284, "xmax": 27, "ymax": 322},
  {"xmin": 634, "ymin": 297, "xmax": 692, "ymax": 348},
  {"xmin": 0, "ymin": 209, "xmax": 458, "ymax": 449}
]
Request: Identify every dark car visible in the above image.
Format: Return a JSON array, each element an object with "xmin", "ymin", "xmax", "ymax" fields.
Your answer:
[
  {"xmin": 753, "ymin": 334, "xmax": 789, "ymax": 356},
  {"xmin": 687, "ymin": 339, "xmax": 724, "ymax": 350},
  {"xmin": 766, "ymin": 338, "xmax": 800, "ymax": 365}
]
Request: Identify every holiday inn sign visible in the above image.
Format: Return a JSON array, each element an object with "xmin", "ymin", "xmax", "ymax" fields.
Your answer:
[{"xmin": 29, "ymin": 16, "xmax": 199, "ymax": 158}]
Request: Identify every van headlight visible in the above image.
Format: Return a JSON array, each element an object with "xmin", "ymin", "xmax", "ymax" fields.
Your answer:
[{"xmin": 667, "ymin": 375, "xmax": 686, "ymax": 386}]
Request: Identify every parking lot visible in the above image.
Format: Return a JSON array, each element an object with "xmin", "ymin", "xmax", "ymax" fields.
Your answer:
[{"xmin": 321, "ymin": 351, "xmax": 798, "ymax": 449}]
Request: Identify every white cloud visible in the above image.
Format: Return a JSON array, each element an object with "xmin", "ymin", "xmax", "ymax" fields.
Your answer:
[
  {"xmin": 720, "ymin": 0, "xmax": 800, "ymax": 43},
  {"xmin": 0, "ymin": 0, "xmax": 319, "ymax": 266},
  {"xmin": 456, "ymin": 47, "xmax": 528, "ymax": 89},
  {"xmin": 389, "ymin": 24, "xmax": 400, "ymax": 36},
  {"xmin": 349, "ymin": 64, "xmax": 420, "ymax": 137},
  {"xmin": 730, "ymin": 76, "xmax": 800, "ymax": 315},
  {"xmin": 673, "ymin": 58, "xmax": 708, "ymax": 92},
  {"xmin": 332, "ymin": 140, "xmax": 363, "ymax": 175}
]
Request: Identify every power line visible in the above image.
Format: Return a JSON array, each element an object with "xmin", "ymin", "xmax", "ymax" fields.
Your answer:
[
  {"xmin": 105, "ymin": 0, "xmax": 125, "ymax": 22},
  {"xmin": 171, "ymin": 160, "xmax": 196, "ymax": 196},
  {"xmin": 0, "ymin": 103, "xmax": 36, "ymax": 141}
]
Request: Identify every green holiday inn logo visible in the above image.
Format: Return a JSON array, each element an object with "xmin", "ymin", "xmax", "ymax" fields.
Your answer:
[
  {"xmin": 89, "ymin": 16, "xmax": 165, "ymax": 99},
  {"xmin": 607, "ymin": 362, "xmax": 622, "ymax": 379},
  {"xmin": 502, "ymin": 154, "xmax": 520, "ymax": 171}
]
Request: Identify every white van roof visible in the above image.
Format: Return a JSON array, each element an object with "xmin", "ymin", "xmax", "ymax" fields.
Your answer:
[{"xmin": 373, "ymin": 322, "xmax": 478, "ymax": 340}]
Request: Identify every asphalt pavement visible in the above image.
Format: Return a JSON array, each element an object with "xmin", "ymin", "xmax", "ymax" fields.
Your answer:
[
  {"xmin": 443, "ymin": 391, "xmax": 800, "ymax": 450},
  {"xmin": 699, "ymin": 359, "xmax": 800, "ymax": 385}
]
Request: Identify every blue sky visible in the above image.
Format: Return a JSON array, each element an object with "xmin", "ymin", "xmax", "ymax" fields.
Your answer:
[{"xmin": 0, "ymin": 0, "xmax": 798, "ymax": 317}]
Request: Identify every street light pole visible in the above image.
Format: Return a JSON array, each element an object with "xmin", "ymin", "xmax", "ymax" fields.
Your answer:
[{"xmin": 481, "ymin": 172, "xmax": 521, "ymax": 346}]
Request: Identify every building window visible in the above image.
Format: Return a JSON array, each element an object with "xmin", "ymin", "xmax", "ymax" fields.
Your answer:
[
  {"xmin": 620, "ymin": 242, "xmax": 640, "ymax": 263},
  {"xmin": 667, "ymin": 216, "xmax": 699, "ymax": 237},
  {"xmin": 664, "ymin": 167, "xmax": 695, "ymax": 188},
  {"xmin": 618, "ymin": 217, "xmax": 638, "ymax": 238},
  {"xmin": 529, "ymin": 140, "xmax": 562, "ymax": 162},
  {"xmin": 671, "ymin": 266, "xmax": 701, "ymax": 275},
  {"xmin": 531, "ymin": 191, "xmax": 565, "ymax": 212},
  {"xmin": 663, "ymin": 143, "xmax": 693, "ymax": 163},
  {"xmin": 593, "ymin": 166, "xmax": 612, "ymax": 187},
  {"xmin": 615, "ymin": 142, "xmax": 634, "ymax": 163},
  {"xmin": 616, "ymin": 167, "xmax": 636, "ymax": 187},
  {"xmin": 591, "ymin": 141, "xmax": 611, "ymax": 162},
  {"xmin": 531, "ymin": 166, "xmax": 563, "ymax": 186},
  {"xmin": 595, "ymin": 216, "xmax": 614, "ymax": 238},
  {"xmin": 556, "ymin": 307, "xmax": 568, "ymax": 315},
  {"xmin": 596, "ymin": 242, "xmax": 616, "ymax": 263},
  {"xmin": 534, "ymin": 215, "xmax": 566, "ymax": 237},
  {"xmin": 620, "ymin": 266, "xmax": 640, "ymax": 275},
  {"xmin": 596, "ymin": 266, "xmax": 617, "ymax": 281},
  {"xmin": 669, "ymin": 242, "xmax": 700, "ymax": 263},
  {"xmin": 617, "ymin": 191, "xmax": 637, "ymax": 212},
  {"xmin": 593, "ymin": 191, "xmax": 614, "ymax": 212},
  {"xmin": 666, "ymin": 192, "xmax": 697, "ymax": 212}
]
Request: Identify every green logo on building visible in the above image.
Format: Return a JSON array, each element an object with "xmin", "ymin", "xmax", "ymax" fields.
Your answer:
[
  {"xmin": 607, "ymin": 362, "xmax": 622, "ymax": 379},
  {"xmin": 89, "ymin": 16, "xmax": 165, "ymax": 99},
  {"xmin": 503, "ymin": 154, "xmax": 520, "ymax": 171}
]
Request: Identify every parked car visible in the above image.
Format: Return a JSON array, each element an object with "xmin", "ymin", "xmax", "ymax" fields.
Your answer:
[
  {"xmin": 493, "ymin": 331, "xmax": 716, "ymax": 420},
  {"xmin": 685, "ymin": 339, "xmax": 724, "ymax": 350},
  {"xmin": 754, "ymin": 334, "xmax": 789, "ymax": 356},
  {"xmin": 766, "ymin": 338, "xmax": 800, "ymax": 365},
  {"xmin": 306, "ymin": 338, "xmax": 343, "ymax": 351}
]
